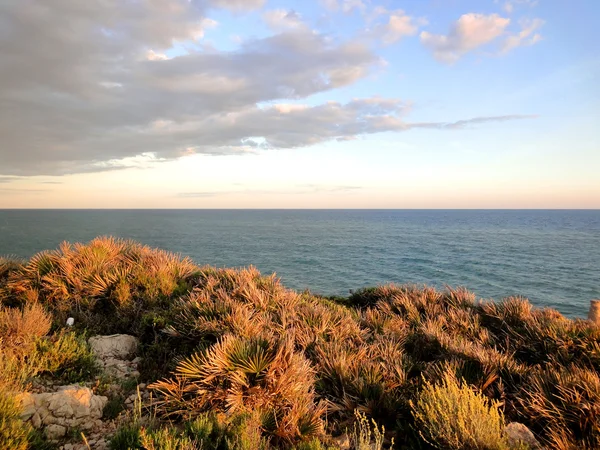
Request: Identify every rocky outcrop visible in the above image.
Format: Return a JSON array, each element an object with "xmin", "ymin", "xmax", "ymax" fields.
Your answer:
[
  {"xmin": 17, "ymin": 385, "xmax": 108, "ymax": 439},
  {"xmin": 505, "ymin": 422, "xmax": 542, "ymax": 449},
  {"xmin": 89, "ymin": 334, "xmax": 140, "ymax": 379}
]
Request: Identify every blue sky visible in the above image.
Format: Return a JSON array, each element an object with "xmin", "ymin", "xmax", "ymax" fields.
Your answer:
[{"xmin": 0, "ymin": 0, "xmax": 598, "ymax": 208}]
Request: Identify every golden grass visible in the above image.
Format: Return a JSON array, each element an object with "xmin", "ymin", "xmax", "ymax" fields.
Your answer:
[{"xmin": 1, "ymin": 237, "xmax": 598, "ymax": 449}]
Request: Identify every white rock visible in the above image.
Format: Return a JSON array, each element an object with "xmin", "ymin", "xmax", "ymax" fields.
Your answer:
[
  {"xmin": 45, "ymin": 424, "xmax": 66, "ymax": 440},
  {"xmin": 88, "ymin": 334, "xmax": 138, "ymax": 359},
  {"xmin": 505, "ymin": 422, "xmax": 542, "ymax": 449},
  {"xmin": 16, "ymin": 386, "xmax": 107, "ymax": 431}
]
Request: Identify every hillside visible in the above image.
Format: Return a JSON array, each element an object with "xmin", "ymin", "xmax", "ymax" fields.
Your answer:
[{"xmin": 1, "ymin": 237, "xmax": 599, "ymax": 450}]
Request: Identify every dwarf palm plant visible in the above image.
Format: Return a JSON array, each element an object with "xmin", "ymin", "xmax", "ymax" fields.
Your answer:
[{"xmin": 151, "ymin": 335, "xmax": 324, "ymax": 443}]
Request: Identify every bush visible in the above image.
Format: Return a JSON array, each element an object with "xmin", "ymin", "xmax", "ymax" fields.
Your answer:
[
  {"xmin": 411, "ymin": 371, "xmax": 508, "ymax": 450},
  {"xmin": 33, "ymin": 331, "xmax": 99, "ymax": 382},
  {"xmin": 517, "ymin": 365, "xmax": 600, "ymax": 449},
  {"xmin": 5, "ymin": 237, "xmax": 199, "ymax": 335},
  {"xmin": 140, "ymin": 427, "xmax": 200, "ymax": 450},
  {"xmin": 2, "ymin": 238, "xmax": 599, "ymax": 449},
  {"xmin": 351, "ymin": 410, "xmax": 394, "ymax": 450},
  {"xmin": 109, "ymin": 423, "xmax": 142, "ymax": 450},
  {"xmin": 151, "ymin": 335, "xmax": 324, "ymax": 444},
  {"xmin": 0, "ymin": 389, "xmax": 31, "ymax": 450}
]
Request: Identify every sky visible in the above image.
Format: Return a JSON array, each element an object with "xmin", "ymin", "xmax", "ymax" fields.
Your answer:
[{"xmin": 0, "ymin": 0, "xmax": 598, "ymax": 208}]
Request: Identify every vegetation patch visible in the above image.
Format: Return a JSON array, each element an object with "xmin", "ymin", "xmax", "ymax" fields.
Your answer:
[{"xmin": 1, "ymin": 237, "xmax": 599, "ymax": 449}]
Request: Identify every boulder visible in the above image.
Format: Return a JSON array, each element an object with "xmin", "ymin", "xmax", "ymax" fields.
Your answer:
[
  {"xmin": 88, "ymin": 334, "xmax": 138, "ymax": 359},
  {"xmin": 16, "ymin": 386, "xmax": 108, "ymax": 437},
  {"xmin": 505, "ymin": 422, "xmax": 542, "ymax": 449},
  {"xmin": 45, "ymin": 424, "xmax": 66, "ymax": 440}
]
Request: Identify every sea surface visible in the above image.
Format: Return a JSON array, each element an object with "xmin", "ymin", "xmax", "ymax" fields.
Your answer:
[{"xmin": 0, "ymin": 209, "xmax": 598, "ymax": 318}]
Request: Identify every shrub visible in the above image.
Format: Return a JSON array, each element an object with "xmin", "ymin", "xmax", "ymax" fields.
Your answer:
[
  {"xmin": 33, "ymin": 330, "xmax": 99, "ymax": 382},
  {"xmin": 0, "ymin": 302, "xmax": 51, "ymax": 349},
  {"xmin": 185, "ymin": 412, "xmax": 226, "ymax": 449},
  {"xmin": 109, "ymin": 423, "xmax": 142, "ymax": 450},
  {"xmin": 0, "ymin": 389, "xmax": 31, "ymax": 450},
  {"xmin": 351, "ymin": 410, "xmax": 394, "ymax": 450},
  {"xmin": 151, "ymin": 335, "xmax": 324, "ymax": 444},
  {"xmin": 517, "ymin": 365, "xmax": 600, "ymax": 449},
  {"xmin": 411, "ymin": 371, "xmax": 508, "ymax": 450},
  {"xmin": 224, "ymin": 412, "xmax": 269, "ymax": 450},
  {"xmin": 140, "ymin": 427, "xmax": 200, "ymax": 450},
  {"xmin": 5, "ymin": 237, "xmax": 199, "ymax": 335}
]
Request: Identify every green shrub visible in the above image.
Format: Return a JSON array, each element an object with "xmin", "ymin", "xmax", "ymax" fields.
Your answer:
[
  {"xmin": 224, "ymin": 412, "xmax": 269, "ymax": 450},
  {"xmin": 109, "ymin": 423, "xmax": 142, "ymax": 450},
  {"xmin": 185, "ymin": 413, "xmax": 226, "ymax": 449},
  {"xmin": 0, "ymin": 390, "xmax": 31, "ymax": 450},
  {"xmin": 34, "ymin": 331, "xmax": 99, "ymax": 382},
  {"xmin": 103, "ymin": 395, "xmax": 126, "ymax": 420},
  {"xmin": 411, "ymin": 371, "xmax": 507, "ymax": 450},
  {"xmin": 140, "ymin": 427, "xmax": 200, "ymax": 450},
  {"xmin": 293, "ymin": 439, "xmax": 338, "ymax": 450}
]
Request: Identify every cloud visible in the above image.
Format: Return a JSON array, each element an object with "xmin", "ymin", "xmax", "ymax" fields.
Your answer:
[
  {"xmin": 0, "ymin": 188, "xmax": 49, "ymax": 193},
  {"xmin": 499, "ymin": 0, "xmax": 539, "ymax": 14},
  {"xmin": 209, "ymin": 0, "xmax": 265, "ymax": 12},
  {"xmin": 263, "ymin": 9, "xmax": 307, "ymax": 31},
  {"xmin": 413, "ymin": 115, "xmax": 537, "ymax": 129},
  {"xmin": 321, "ymin": 0, "xmax": 366, "ymax": 14},
  {"xmin": 368, "ymin": 9, "xmax": 425, "ymax": 45},
  {"xmin": 501, "ymin": 18, "xmax": 544, "ymax": 53},
  {"xmin": 0, "ymin": 0, "xmax": 383, "ymax": 176},
  {"xmin": 0, "ymin": 176, "xmax": 21, "ymax": 183},
  {"xmin": 177, "ymin": 185, "xmax": 364, "ymax": 197},
  {"xmin": 420, "ymin": 13, "xmax": 510, "ymax": 63},
  {"xmin": 0, "ymin": 1, "xmax": 536, "ymax": 177}
]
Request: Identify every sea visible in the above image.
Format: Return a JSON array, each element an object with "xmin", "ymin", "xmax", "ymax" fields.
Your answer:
[{"xmin": 0, "ymin": 209, "xmax": 598, "ymax": 318}]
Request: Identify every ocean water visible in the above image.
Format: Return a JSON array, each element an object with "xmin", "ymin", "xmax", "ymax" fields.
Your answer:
[{"xmin": 0, "ymin": 209, "xmax": 598, "ymax": 318}]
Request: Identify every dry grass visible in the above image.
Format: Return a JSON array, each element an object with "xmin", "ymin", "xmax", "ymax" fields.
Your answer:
[{"xmin": 2, "ymin": 238, "xmax": 599, "ymax": 449}]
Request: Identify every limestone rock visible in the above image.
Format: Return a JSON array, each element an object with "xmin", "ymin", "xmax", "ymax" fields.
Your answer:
[
  {"xmin": 332, "ymin": 433, "xmax": 350, "ymax": 450},
  {"xmin": 88, "ymin": 334, "xmax": 138, "ymax": 359},
  {"xmin": 17, "ymin": 385, "xmax": 108, "ymax": 438},
  {"xmin": 505, "ymin": 422, "xmax": 542, "ymax": 449},
  {"xmin": 45, "ymin": 424, "xmax": 66, "ymax": 440}
]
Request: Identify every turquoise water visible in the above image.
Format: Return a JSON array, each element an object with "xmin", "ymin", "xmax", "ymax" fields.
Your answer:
[{"xmin": 0, "ymin": 209, "xmax": 598, "ymax": 317}]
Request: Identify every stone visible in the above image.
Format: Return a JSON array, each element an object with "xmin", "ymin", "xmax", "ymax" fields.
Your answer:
[
  {"xmin": 45, "ymin": 424, "xmax": 66, "ymax": 440},
  {"xmin": 88, "ymin": 334, "xmax": 138, "ymax": 359},
  {"xmin": 332, "ymin": 433, "xmax": 350, "ymax": 450},
  {"xmin": 15, "ymin": 392, "xmax": 36, "ymax": 421},
  {"xmin": 31, "ymin": 412, "xmax": 42, "ymax": 428},
  {"xmin": 17, "ymin": 385, "xmax": 108, "ymax": 439},
  {"xmin": 505, "ymin": 422, "xmax": 542, "ymax": 449}
]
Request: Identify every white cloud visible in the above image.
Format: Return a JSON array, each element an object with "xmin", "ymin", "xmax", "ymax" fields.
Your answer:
[
  {"xmin": 209, "ymin": 0, "xmax": 265, "ymax": 12},
  {"xmin": 263, "ymin": 9, "xmax": 306, "ymax": 31},
  {"xmin": 321, "ymin": 0, "xmax": 366, "ymax": 14},
  {"xmin": 0, "ymin": 0, "xmax": 536, "ymax": 176},
  {"xmin": 420, "ymin": 13, "xmax": 510, "ymax": 63},
  {"xmin": 500, "ymin": 0, "xmax": 539, "ymax": 14},
  {"xmin": 373, "ymin": 10, "xmax": 425, "ymax": 45},
  {"xmin": 501, "ymin": 18, "xmax": 544, "ymax": 53},
  {"xmin": 146, "ymin": 50, "xmax": 169, "ymax": 61}
]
